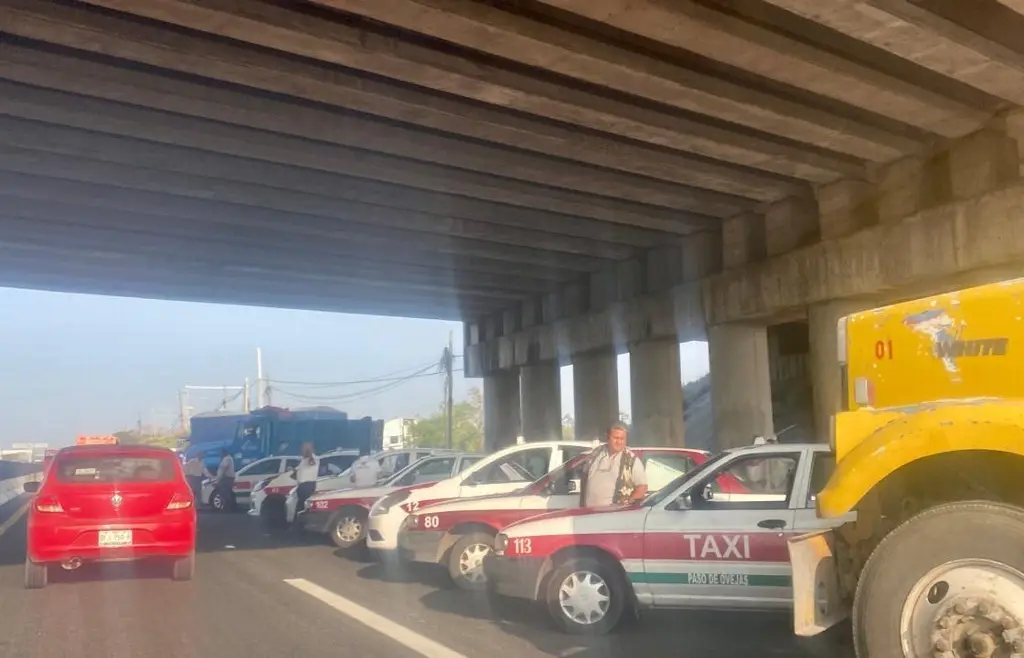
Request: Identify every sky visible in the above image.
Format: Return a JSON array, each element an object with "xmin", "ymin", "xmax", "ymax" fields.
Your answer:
[{"xmin": 0, "ymin": 287, "xmax": 709, "ymax": 448}]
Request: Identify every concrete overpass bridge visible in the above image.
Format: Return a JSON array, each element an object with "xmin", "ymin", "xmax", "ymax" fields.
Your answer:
[{"xmin": 2, "ymin": 0, "xmax": 1024, "ymax": 449}]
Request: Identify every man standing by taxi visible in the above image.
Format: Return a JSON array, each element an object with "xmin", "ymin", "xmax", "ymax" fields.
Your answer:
[
  {"xmin": 293, "ymin": 442, "xmax": 319, "ymax": 523},
  {"xmin": 214, "ymin": 448, "xmax": 236, "ymax": 511},
  {"xmin": 349, "ymin": 445, "xmax": 381, "ymax": 487},
  {"xmin": 183, "ymin": 450, "xmax": 213, "ymax": 504},
  {"xmin": 579, "ymin": 422, "xmax": 648, "ymax": 507}
]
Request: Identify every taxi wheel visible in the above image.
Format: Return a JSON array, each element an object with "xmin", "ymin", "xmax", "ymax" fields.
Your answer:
[
  {"xmin": 329, "ymin": 509, "xmax": 367, "ymax": 550},
  {"xmin": 24, "ymin": 558, "xmax": 47, "ymax": 590},
  {"xmin": 261, "ymin": 496, "xmax": 288, "ymax": 531},
  {"xmin": 172, "ymin": 552, "xmax": 195, "ymax": 581},
  {"xmin": 546, "ymin": 556, "xmax": 626, "ymax": 635},
  {"xmin": 448, "ymin": 532, "xmax": 494, "ymax": 591}
]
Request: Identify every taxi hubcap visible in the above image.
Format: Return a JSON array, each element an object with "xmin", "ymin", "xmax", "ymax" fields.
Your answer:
[
  {"xmin": 336, "ymin": 517, "xmax": 363, "ymax": 543},
  {"xmin": 899, "ymin": 559, "xmax": 1024, "ymax": 657},
  {"xmin": 458, "ymin": 544, "xmax": 491, "ymax": 582},
  {"xmin": 558, "ymin": 570, "xmax": 610, "ymax": 625}
]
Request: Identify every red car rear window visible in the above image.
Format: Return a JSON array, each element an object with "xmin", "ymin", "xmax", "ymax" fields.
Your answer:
[{"xmin": 54, "ymin": 455, "xmax": 177, "ymax": 484}]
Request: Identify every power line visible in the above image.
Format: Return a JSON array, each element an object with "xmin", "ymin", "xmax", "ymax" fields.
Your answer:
[
  {"xmin": 274, "ymin": 368, "xmax": 464, "ymax": 405},
  {"xmin": 267, "ymin": 359, "xmax": 441, "ymax": 387}
]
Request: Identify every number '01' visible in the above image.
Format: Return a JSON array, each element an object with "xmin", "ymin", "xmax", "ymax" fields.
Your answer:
[{"xmin": 874, "ymin": 340, "xmax": 894, "ymax": 360}]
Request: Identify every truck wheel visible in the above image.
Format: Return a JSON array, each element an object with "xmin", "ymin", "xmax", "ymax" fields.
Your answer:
[
  {"xmin": 545, "ymin": 556, "xmax": 626, "ymax": 635},
  {"xmin": 172, "ymin": 552, "xmax": 195, "ymax": 581},
  {"xmin": 447, "ymin": 532, "xmax": 493, "ymax": 591},
  {"xmin": 24, "ymin": 558, "xmax": 47, "ymax": 590},
  {"xmin": 854, "ymin": 500, "xmax": 1024, "ymax": 658},
  {"xmin": 329, "ymin": 509, "xmax": 367, "ymax": 549}
]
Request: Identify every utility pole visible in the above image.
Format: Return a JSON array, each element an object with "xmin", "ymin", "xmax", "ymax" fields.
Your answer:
[
  {"xmin": 178, "ymin": 389, "xmax": 190, "ymax": 433},
  {"xmin": 256, "ymin": 348, "xmax": 265, "ymax": 409},
  {"xmin": 443, "ymin": 330, "xmax": 454, "ymax": 450},
  {"xmin": 243, "ymin": 377, "xmax": 251, "ymax": 412}
]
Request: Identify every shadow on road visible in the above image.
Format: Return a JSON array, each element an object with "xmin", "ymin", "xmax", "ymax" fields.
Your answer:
[{"xmin": 411, "ymin": 580, "xmax": 854, "ymax": 658}]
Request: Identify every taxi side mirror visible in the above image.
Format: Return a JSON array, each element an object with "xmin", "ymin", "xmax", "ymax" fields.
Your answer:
[{"xmin": 567, "ymin": 479, "xmax": 579, "ymax": 494}]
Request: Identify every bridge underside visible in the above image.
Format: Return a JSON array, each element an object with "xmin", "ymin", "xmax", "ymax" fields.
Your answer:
[
  {"xmin": 5, "ymin": 0, "xmax": 1024, "ymax": 447},
  {"xmin": 3, "ymin": 0, "xmax": 1023, "ymax": 322}
]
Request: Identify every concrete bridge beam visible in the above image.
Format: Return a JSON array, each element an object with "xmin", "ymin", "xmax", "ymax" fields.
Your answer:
[
  {"xmin": 629, "ymin": 340, "xmax": 684, "ymax": 447},
  {"xmin": 708, "ymin": 324, "xmax": 774, "ymax": 450},
  {"xmin": 484, "ymin": 370, "xmax": 521, "ymax": 453},
  {"xmin": 520, "ymin": 364, "xmax": 562, "ymax": 442},
  {"xmin": 572, "ymin": 352, "xmax": 619, "ymax": 444}
]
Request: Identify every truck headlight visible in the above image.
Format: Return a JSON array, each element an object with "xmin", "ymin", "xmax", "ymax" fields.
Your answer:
[
  {"xmin": 493, "ymin": 533, "xmax": 509, "ymax": 556},
  {"xmin": 370, "ymin": 490, "xmax": 410, "ymax": 517}
]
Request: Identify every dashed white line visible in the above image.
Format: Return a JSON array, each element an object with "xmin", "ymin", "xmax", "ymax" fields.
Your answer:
[{"xmin": 284, "ymin": 578, "xmax": 468, "ymax": 658}]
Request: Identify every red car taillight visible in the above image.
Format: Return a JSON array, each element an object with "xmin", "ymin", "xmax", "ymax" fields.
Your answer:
[
  {"xmin": 34, "ymin": 495, "xmax": 64, "ymax": 514},
  {"xmin": 165, "ymin": 492, "xmax": 194, "ymax": 511}
]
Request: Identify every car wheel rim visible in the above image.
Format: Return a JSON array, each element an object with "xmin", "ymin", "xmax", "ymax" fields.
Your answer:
[
  {"xmin": 212, "ymin": 495, "xmax": 224, "ymax": 510},
  {"xmin": 899, "ymin": 558, "xmax": 1024, "ymax": 658},
  {"xmin": 558, "ymin": 570, "xmax": 610, "ymax": 625},
  {"xmin": 458, "ymin": 543, "xmax": 491, "ymax": 583},
  {"xmin": 336, "ymin": 517, "xmax": 363, "ymax": 543}
]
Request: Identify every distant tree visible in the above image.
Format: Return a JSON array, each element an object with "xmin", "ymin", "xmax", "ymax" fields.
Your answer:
[
  {"xmin": 406, "ymin": 388, "xmax": 483, "ymax": 452},
  {"xmin": 561, "ymin": 414, "xmax": 575, "ymax": 441}
]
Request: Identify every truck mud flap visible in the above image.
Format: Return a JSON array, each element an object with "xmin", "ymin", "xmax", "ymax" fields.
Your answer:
[{"xmin": 788, "ymin": 529, "xmax": 848, "ymax": 637}]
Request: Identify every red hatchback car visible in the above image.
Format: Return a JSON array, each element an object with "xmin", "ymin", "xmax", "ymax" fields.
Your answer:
[{"xmin": 23, "ymin": 444, "xmax": 197, "ymax": 589}]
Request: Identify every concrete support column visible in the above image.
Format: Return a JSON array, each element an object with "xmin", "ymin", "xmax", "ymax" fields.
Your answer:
[
  {"xmin": 808, "ymin": 301, "xmax": 871, "ymax": 440},
  {"xmin": 520, "ymin": 363, "xmax": 562, "ymax": 441},
  {"xmin": 573, "ymin": 351, "xmax": 619, "ymax": 442},
  {"xmin": 483, "ymin": 370, "xmax": 520, "ymax": 452},
  {"xmin": 629, "ymin": 340, "xmax": 684, "ymax": 446},
  {"xmin": 709, "ymin": 324, "xmax": 774, "ymax": 450}
]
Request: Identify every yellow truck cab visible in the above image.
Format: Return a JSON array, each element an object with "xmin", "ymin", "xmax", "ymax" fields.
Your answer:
[{"xmin": 789, "ymin": 279, "xmax": 1024, "ymax": 658}]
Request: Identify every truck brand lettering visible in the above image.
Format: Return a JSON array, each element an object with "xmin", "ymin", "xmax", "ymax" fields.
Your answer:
[
  {"xmin": 934, "ymin": 338, "xmax": 1008, "ymax": 359},
  {"xmin": 682, "ymin": 534, "xmax": 751, "ymax": 560}
]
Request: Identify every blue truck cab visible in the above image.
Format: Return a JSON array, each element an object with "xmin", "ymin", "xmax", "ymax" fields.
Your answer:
[{"xmin": 185, "ymin": 406, "xmax": 382, "ymax": 472}]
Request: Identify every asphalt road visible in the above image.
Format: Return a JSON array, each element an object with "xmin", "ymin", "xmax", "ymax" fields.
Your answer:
[{"xmin": 0, "ymin": 495, "xmax": 854, "ymax": 658}]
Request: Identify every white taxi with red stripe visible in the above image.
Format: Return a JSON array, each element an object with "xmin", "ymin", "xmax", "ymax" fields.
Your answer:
[
  {"xmin": 366, "ymin": 440, "xmax": 598, "ymax": 558},
  {"xmin": 299, "ymin": 452, "xmax": 482, "ymax": 549},
  {"xmin": 398, "ymin": 447, "xmax": 719, "ymax": 590},
  {"xmin": 485, "ymin": 442, "xmax": 852, "ymax": 635}
]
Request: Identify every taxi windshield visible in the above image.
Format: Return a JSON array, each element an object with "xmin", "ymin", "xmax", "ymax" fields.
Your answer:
[{"xmin": 642, "ymin": 451, "xmax": 730, "ymax": 507}]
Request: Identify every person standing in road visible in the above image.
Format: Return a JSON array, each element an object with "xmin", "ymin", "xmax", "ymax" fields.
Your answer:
[
  {"xmin": 579, "ymin": 422, "xmax": 648, "ymax": 508},
  {"xmin": 183, "ymin": 451, "xmax": 213, "ymax": 504},
  {"xmin": 293, "ymin": 442, "xmax": 319, "ymax": 522},
  {"xmin": 349, "ymin": 445, "xmax": 381, "ymax": 487},
  {"xmin": 214, "ymin": 448, "xmax": 236, "ymax": 511}
]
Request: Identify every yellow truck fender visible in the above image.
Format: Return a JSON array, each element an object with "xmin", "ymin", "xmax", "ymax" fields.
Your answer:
[{"xmin": 818, "ymin": 399, "xmax": 1024, "ymax": 519}]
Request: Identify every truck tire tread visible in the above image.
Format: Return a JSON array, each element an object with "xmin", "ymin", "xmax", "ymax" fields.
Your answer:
[{"xmin": 853, "ymin": 500, "xmax": 1024, "ymax": 658}]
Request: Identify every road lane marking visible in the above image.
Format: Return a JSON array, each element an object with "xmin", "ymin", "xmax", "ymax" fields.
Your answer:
[
  {"xmin": 0, "ymin": 498, "xmax": 31, "ymax": 540},
  {"xmin": 284, "ymin": 578, "xmax": 467, "ymax": 658}
]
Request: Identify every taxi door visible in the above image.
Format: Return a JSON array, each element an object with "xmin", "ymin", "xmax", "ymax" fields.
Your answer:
[
  {"xmin": 642, "ymin": 449, "xmax": 804, "ymax": 609},
  {"xmin": 458, "ymin": 446, "xmax": 557, "ymax": 498}
]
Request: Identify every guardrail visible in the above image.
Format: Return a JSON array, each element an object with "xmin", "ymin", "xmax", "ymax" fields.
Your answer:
[{"xmin": 0, "ymin": 460, "xmax": 44, "ymax": 507}]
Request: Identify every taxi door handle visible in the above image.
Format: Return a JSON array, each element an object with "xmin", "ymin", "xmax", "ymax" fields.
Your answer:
[{"xmin": 757, "ymin": 519, "xmax": 787, "ymax": 530}]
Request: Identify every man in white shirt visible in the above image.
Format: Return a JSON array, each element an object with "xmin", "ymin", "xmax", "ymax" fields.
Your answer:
[
  {"xmin": 292, "ymin": 442, "xmax": 320, "ymax": 522},
  {"xmin": 350, "ymin": 446, "xmax": 381, "ymax": 487},
  {"xmin": 214, "ymin": 448, "xmax": 237, "ymax": 511},
  {"xmin": 183, "ymin": 450, "xmax": 213, "ymax": 503}
]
